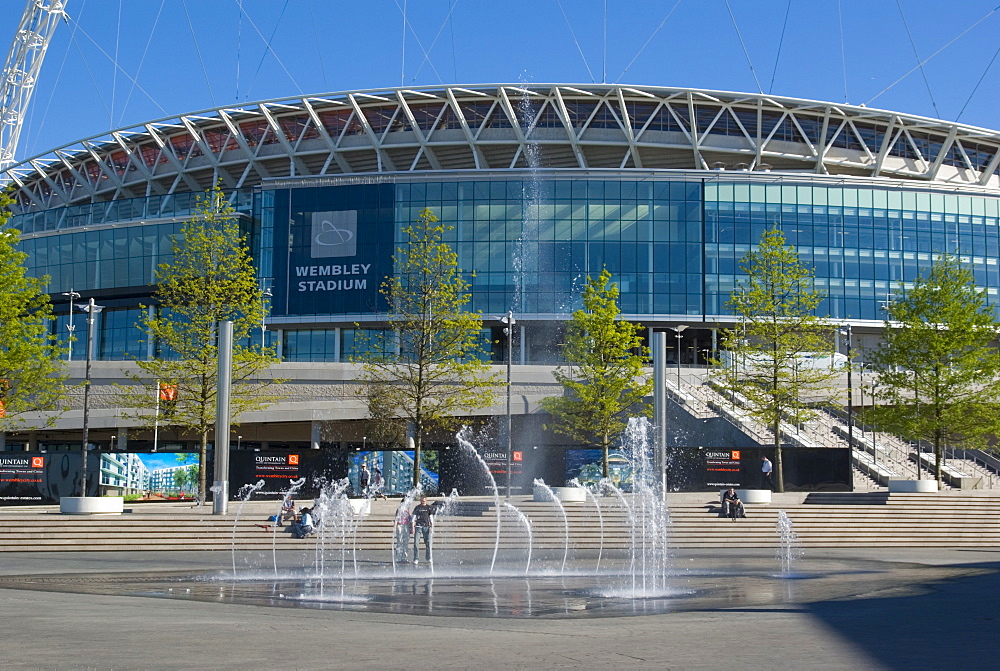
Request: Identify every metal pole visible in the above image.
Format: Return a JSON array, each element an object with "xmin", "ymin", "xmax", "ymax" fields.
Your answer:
[
  {"xmin": 62, "ymin": 288, "xmax": 79, "ymax": 361},
  {"xmin": 213, "ymin": 321, "xmax": 234, "ymax": 514},
  {"xmin": 79, "ymin": 297, "xmax": 102, "ymax": 496},
  {"xmin": 652, "ymin": 331, "xmax": 667, "ymax": 499},
  {"xmin": 846, "ymin": 326, "xmax": 853, "ymax": 448}
]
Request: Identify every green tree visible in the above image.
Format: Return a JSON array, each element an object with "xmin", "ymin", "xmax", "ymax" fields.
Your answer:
[
  {"xmin": 715, "ymin": 228, "xmax": 837, "ymax": 492},
  {"xmin": 865, "ymin": 253, "xmax": 1000, "ymax": 487},
  {"xmin": 121, "ymin": 185, "xmax": 281, "ymax": 499},
  {"xmin": 0, "ymin": 193, "xmax": 67, "ymax": 430},
  {"xmin": 540, "ymin": 269, "xmax": 652, "ymax": 478},
  {"xmin": 357, "ymin": 208, "xmax": 499, "ymax": 487}
]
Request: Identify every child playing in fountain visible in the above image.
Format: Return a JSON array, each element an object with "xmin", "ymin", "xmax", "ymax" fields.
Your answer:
[{"xmin": 411, "ymin": 496, "xmax": 434, "ymax": 564}]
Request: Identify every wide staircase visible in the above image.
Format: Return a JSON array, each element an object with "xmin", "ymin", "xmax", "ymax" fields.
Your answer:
[{"xmin": 1, "ymin": 492, "xmax": 998, "ymax": 552}]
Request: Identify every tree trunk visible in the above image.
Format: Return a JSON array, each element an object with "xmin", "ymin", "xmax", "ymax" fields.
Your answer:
[
  {"xmin": 410, "ymin": 419, "xmax": 421, "ymax": 489},
  {"xmin": 602, "ymin": 435, "xmax": 610, "ymax": 479},
  {"xmin": 773, "ymin": 418, "xmax": 784, "ymax": 493}
]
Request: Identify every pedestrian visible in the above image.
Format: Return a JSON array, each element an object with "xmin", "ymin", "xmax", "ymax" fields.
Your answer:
[
  {"xmin": 722, "ymin": 487, "xmax": 746, "ymax": 520},
  {"xmin": 761, "ymin": 456, "xmax": 773, "ymax": 490},
  {"xmin": 276, "ymin": 497, "xmax": 296, "ymax": 527},
  {"xmin": 394, "ymin": 501, "xmax": 412, "ymax": 563},
  {"xmin": 358, "ymin": 463, "xmax": 370, "ymax": 497},
  {"xmin": 371, "ymin": 468, "xmax": 387, "ymax": 500},
  {"xmin": 411, "ymin": 496, "xmax": 434, "ymax": 565}
]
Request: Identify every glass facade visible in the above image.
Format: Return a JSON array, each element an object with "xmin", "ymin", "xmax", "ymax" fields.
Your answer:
[{"xmin": 14, "ymin": 173, "xmax": 1000, "ymax": 362}]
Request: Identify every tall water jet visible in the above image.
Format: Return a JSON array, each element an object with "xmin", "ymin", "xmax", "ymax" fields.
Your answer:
[
  {"xmin": 775, "ymin": 511, "xmax": 803, "ymax": 577},
  {"xmin": 571, "ymin": 478, "xmax": 603, "ymax": 573},
  {"xmin": 604, "ymin": 418, "xmax": 672, "ymax": 598},
  {"xmin": 456, "ymin": 426, "xmax": 503, "ymax": 574},
  {"xmin": 231, "ymin": 480, "xmax": 265, "ymax": 577},
  {"xmin": 533, "ymin": 479, "xmax": 569, "ymax": 573},
  {"xmin": 501, "ymin": 501, "xmax": 533, "ymax": 575},
  {"xmin": 271, "ymin": 477, "xmax": 307, "ymax": 575}
]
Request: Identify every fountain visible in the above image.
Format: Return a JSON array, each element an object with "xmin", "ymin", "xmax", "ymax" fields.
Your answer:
[{"xmin": 775, "ymin": 510, "xmax": 804, "ymax": 578}]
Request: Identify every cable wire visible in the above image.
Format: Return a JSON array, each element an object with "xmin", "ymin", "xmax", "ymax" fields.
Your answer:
[
  {"xmin": 896, "ymin": 0, "xmax": 940, "ymax": 118},
  {"xmin": 867, "ymin": 4, "xmax": 1000, "ymax": 107},
  {"xmin": 243, "ymin": 0, "xmax": 300, "ymax": 100},
  {"xmin": 181, "ymin": 0, "xmax": 216, "ymax": 108},
  {"xmin": 724, "ymin": 0, "xmax": 763, "ymax": 94},
  {"xmin": 119, "ymin": 0, "xmax": 167, "ymax": 126},
  {"xmin": 555, "ymin": 0, "xmax": 595, "ymax": 83},
  {"xmin": 839, "ymin": 0, "xmax": 848, "ymax": 103},
  {"xmin": 409, "ymin": 0, "xmax": 461, "ymax": 83},
  {"xmin": 614, "ymin": 0, "xmax": 682, "ymax": 84},
  {"xmin": 768, "ymin": 0, "xmax": 792, "ymax": 94},
  {"xmin": 956, "ymin": 42, "xmax": 1000, "ymax": 122}
]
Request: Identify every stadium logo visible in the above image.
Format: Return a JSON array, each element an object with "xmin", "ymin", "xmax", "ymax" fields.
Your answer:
[{"xmin": 311, "ymin": 211, "xmax": 357, "ymax": 258}]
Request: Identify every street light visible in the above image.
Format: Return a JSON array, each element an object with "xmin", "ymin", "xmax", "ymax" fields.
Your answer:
[
  {"xmin": 671, "ymin": 325, "xmax": 688, "ymax": 388},
  {"xmin": 498, "ymin": 310, "xmax": 516, "ymax": 498},
  {"xmin": 237, "ymin": 435, "xmax": 242, "ymax": 451},
  {"xmin": 839, "ymin": 324, "xmax": 853, "ymax": 448},
  {"xmin": 362, "ymin": 435, "xmax": 367, "ymax": 452},
  {"xmin": 77, "ymin": 297, "xmax": 104, "ymax": 497},
  {"xmin": 61, "ymin": 289, "xmax": 80, "ymax": 361}
]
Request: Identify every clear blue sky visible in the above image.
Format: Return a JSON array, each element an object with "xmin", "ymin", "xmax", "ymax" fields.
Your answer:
[{"xmin": 6, "ymin": 0, "xmax": 1000, "ymax": 161}]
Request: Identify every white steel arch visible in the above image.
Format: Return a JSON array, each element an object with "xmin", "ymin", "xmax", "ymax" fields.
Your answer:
[{"xmin": 0, "ymin": 0, "xmax": 67, "ymax": 177}]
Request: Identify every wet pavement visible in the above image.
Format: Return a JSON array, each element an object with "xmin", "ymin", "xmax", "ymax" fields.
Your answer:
[{"xmin": 2, "ymin": 548, "xmax": 999, "ymax": 669}]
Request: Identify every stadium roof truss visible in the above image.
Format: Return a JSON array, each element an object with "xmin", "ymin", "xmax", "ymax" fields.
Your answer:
[{"xmin": 8, "ymin": 84, "xmax": 1000, "ymax": 213}]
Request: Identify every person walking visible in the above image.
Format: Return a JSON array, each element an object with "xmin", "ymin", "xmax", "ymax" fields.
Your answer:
[
  {"xmin": 411, "ymin": 496, "xmax": 434, "ymax": 565},
  {"xmin": 358, "ymin": 463, "xmax": 370, "ymax": 497},
  {"xmin": 761, "ymin": 456, "xmax": 773, "ymax": 490},
  {"xmin": 370, "ymin": 468, "xmax": 387, "ymax": 500}
]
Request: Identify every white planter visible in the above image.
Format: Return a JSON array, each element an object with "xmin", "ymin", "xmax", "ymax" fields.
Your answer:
[
  {"xmin": 533, "ymin": 485, "xmax": 587, "ymax": 503},
  {"xmin": 60, "ymin": 497, "xmax": 124, "ymax": 514},
  {"xmin": 888, "ymin": 479, "xmax": 938, "ymax": 493},
  {"xmin": 349, "ymin": 498, "xmax": 371, "ymax": 515}
]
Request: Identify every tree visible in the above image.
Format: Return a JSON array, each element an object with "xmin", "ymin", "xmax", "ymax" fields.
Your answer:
[
  {"xmin": 715, "ymin": 228, "xmax": 837, "ymax": 492},
  {"xmin": 121, "ymin": 185, "xmax": 281, "ymax": 499},
  {"xmin": 357, "ymin": 208, "xmax": 499, "ymax": 488},
  {"xmin": 540, "ymin": 269, "xmax": 652, "ymax": 478},
  {"xmin": 865, "ymin": 253, "xmax": 1000, "ymax": 487},
  {"xmin": 0, "ymin": 193, "xmax": 67, "ymax": 431}
]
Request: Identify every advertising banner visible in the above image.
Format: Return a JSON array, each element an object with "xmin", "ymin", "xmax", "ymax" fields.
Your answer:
[
  {"xmin": 269, "ymin": 183, "xmax": 396, "ymax": 317},
  {"xmin": 229, "ymin": 450, "xmax": 343, "ymax": 500},
  {"xmin": 701, "ymin": 447, "xmax": 852, "ymax": 491},
  {"xmin": 0, "ymin": 452, "xmax": 98, "ymax": 504}
]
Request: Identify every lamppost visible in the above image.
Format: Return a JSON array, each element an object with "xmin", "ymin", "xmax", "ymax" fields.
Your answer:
[
  {"xmin": 671, "ymin": 325, "xmax": 688, "ymax": 388},
  {"xmin": 840, "ymin": 324, "xmax": 853, "ymax": 447},
  {"xmin": 499, "ymin": 311, "xmax": 516, "ymax": 498},
  {"xmin": 62, "ymin": 289, "xmax": 80, "ymax": 361},
  {"xmin": 237, "ymin": 435, "xmax": 242, "ymax": 451},
  {"xmin": 362, "ymin": 435, "xmax": 367, "ymax": 452},
  {"xmin": 77, "ymin": 297, "xmax": 104, "ymax": 497}
]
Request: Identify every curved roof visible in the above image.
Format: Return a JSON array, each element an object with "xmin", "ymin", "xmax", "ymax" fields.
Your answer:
[{"xmin": 8, "ymin": 84, "xmax": 1000, "ymax": 213}]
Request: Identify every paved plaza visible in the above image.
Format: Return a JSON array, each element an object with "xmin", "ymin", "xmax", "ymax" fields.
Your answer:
[{"xmin": 1, "ymin": 547, "xmax": 998, "ymax": 670}]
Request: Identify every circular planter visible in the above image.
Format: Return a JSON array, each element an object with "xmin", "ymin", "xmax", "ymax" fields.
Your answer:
[
  {"xmin": 59, "ymin": 497, "xmax": 124, "ymax": 515},
  {"xmin": 888, "ymin": 479, "xmax": 938, "ymax": 493},
  {"xmin": 533, "ymin": 485, "xmax": 587, "ymax": 503}
]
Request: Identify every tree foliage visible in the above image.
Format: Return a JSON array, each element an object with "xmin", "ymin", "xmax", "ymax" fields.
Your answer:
[
  {"xmin": 715, "ymin": 228, "xmax": 837, "ymax": 492},
  {"xmin": 0, "ymin": 193, "xmax": 67, "ymax": 430},
  {"xmin": 540, "ymin": 269, "xmax": 652, "ymax": 477},
  {"xmin": 865, "ymin": 253, "xmax": 1000, "ymax": 486},
  {"xmin": 357, "ymin": 208, "xmax": 499, "ymax": 487},
  {"xmin": 121, "ymin": 185, "xmax": 281, "ymax": 498}
]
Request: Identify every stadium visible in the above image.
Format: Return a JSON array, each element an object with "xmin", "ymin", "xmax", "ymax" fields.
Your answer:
[{"xmin": 6, "ymin": 83, "xmax": 1000, "ymax": 494}]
